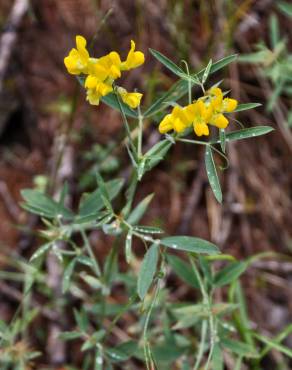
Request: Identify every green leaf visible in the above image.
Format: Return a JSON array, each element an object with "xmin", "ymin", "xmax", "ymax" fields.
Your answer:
[
  {"xmin": 144, "ymin": 54, "xmax": 237, "ymax": 117},
  {"xmin": 149, "ymin": 48, "xmax": 186, "ymax": 78},
  {"xmin": 62, "ymin": 258, "xmax": 77, "ymax": 293},
  {"xmin": 214, "ymin": 262, "xmax": 247, "ymax": 288},
  {"xmin": 59, "ymin": 331, "xmax": 82, "ymax": 340},
  {"xmin": 234, "ymin": 103, "xmax": 262, "ymax": 112},
  {"xmin": 253, "ymin": 333, "xmax": 292, "ymax": 358},
  {"xmin": 166, "ymin": 254, "xmax": 199, "ymax": 288},
  {"xmin": 213, "ymin": 126, "xmax": 274, "ymax": 144},
  {"xmin": 125, "ymin": 231, "xmax": 133, "ymax": 264},
  {"xmin": 238, "ymin": 51, "xmax": 269, "ymax": 64},
  {"xmin": 30, "ymin": 242, "xmax": 53, "ymax": 262},
  {"xmin": 221, "ymin": 338, "xmax": 258, "ymax": 358},
  {"xmin": 212, "ymin": 344, "xmax": 224, "ymax": 370},
  {"xmin": 137, "ymin": 244, "xmax": 159, "ymax": 299},
  {"xmin": 21, "ymin": 189, "xmax": 73, "ymax": 220},
  {"xmin": 219, "ymin": 129, "xmax": 226, "ymax": 153},
  {"xmin": 95, "ymin": 171, "xmax": 113, "ymax": 212},
  {"xmin": 277, "ymin": 1, "xmax": 292, "ymax": 17},
  {"xmin": 205, "ymin": 146, "xmax": 222, "ymax": 203},
  {"xmin": 161, "ymin": 236, "xmax": 219, "ymax": 255},
  {"xmin": 133, "ymin": 226, "xmax": 164, "ymax": 234},
  {"xmin": 102, "ymin": 93, "xmax": 138, "ymax": 118},
  {"xmin": 144, "ymin": 139, "xmax": 173, "ymax": 170},
  {"xmin": 127, "ymin": 194, "xmax": 154, "ymax": 225},
  {"xmin": 78, "ymin": 179, "xmax": 124, "ymax": 219},
  {"xmin": 202, "ymin": 59, "xmax": 212, "ymax": 84},
  {"xmin": 77, "ymin": 76, "xmax": 137, "ymax": 118},
  {"xmin": 74, "ymin": 308, "xmax": 89, "ymax": 332},
  {"xmin": 269, "ymin": 14, "xmax": 280, "ymax": 49},
  {"xmin": 106, "ymin": 348, "xmax": 130, "ymax": 362}
]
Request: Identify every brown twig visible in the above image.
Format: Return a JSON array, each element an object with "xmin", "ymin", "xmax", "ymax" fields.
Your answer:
[{"xmin": 0, "ymin": 0, "xmax": 29, "ymax": 92}]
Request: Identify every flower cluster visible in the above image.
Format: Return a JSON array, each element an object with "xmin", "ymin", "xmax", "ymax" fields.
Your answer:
[
  {"xmin": 159, "ymin": 87, "xmax": 238, "ymax": 136},
  {"xmin": 64, "ymin": 36, "xmax": 144, "ymax": 108}
]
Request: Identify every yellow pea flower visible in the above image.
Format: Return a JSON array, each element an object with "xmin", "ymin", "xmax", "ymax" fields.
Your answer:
[
  {"xmin": 64, "ymin": 35, "xmax": 90, "ymax": 75},
  {"xmin": 158, "ymin": 106, "xmax": 190, "ymax": 134},
  {"xmin": 117, "ymin": 87, "xmax": 143, "ymax": 109},
  {"xmin": 208, "ymin": 87, "xmax": 238, "ymax": 129},
  {"xmin": 85, "ymin": 80, "xmax": 113, "ymax": 106},
  {"xmin": 159, "ymin": 114, "xmax": 173, "ymax": 134},
  {"xmin": 121, "ymin": 40, "xmax": 145, "ymax": 70},
  {"xmin": 185, "ymin": 100, "xmax": 212, "ymax": 136},
  {"xmin": 65, "ymin": 36, "xmax": 145, "ymax": 108},
  {"xmin": 97, "ymin": 52, "xmax": 122, "ymax": 80}
]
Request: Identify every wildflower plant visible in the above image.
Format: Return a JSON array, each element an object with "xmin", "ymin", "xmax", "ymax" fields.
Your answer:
[{"xmin": 8, "ymin": 33, "xmax": 292, "ymax": 370}]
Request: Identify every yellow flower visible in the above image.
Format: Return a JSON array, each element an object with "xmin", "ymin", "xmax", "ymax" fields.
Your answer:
[
  {"xmin": 158, "ymin": 106, "xmax": 190, "ymax": 134},
  {"xmin": 185, "ymin": 100, "xmax": 212, "ymax": 136},
  {"xmin": 85, "ymin": 79, "xmax": 113, "ymax": 106},
  {"xmin": 65, "ymin": 36, "xmax": 145, "ymax": 107},
  {"xmin": 97, "ymin": 52, "xmax": 122, "ymax": 80},
  {"xmin": 121, "ymin": 40, "xmax": 145, "ymax": 70},
  {"xmin": 208, "ymin": 87, "xmax": 238, "ymax": 129},
  {"xmin": 117, "ymin": 87, "xmax": 143, "ymax": 109},
  {"xmin": 64, "ymin": 35, "xmax": 90, "ymax": 75}
]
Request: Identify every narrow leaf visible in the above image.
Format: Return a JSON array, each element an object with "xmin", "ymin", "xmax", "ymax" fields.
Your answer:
[
  {"xmin": 161, "ymin": 236, "xmax": 219, "ymax": 255},
  {"xmin": 125, "ymin": 231, "xmax": 133, "ymax": 264},
  {"xmin": 234, "ymin": 103, "xmax": 262, "ymax": 112},
  {"xmin": 214, "ymin": 262, "xmax": 247, "ymax": 288},
  {"xmin": 253, "ymin": 333, "xmax": 292, "ymax": 358},
  {"xmin": 202, "ymin": 59, "xmax": 212, "ymax": 84},
  {"xmin": 166, "ymin": 254, "xmax": 199, "ymax": 288},
  {"xmin": 221, "ymin": 338, "xmax": 258, "ymax": 358},
  {"xmin": 30, "ymin": 242, "xmax": 53, "ymax": 262},
  {"xmin": 212, "ymin": 344, "xmax": 224, "ymax": 370},
  {"xmin": 78, "ymin": 178, "xmax": 124, "ymax": 218},
  {"xmin": 127, "ymin": 194, "xmax": 154, "ymax": 225},
  {"xmin": 137, "ymin": 244, "xmax": 159, "ymax": 299},
  {"xmin": 149, "ymin": 48, "xmax": 186, "ymax": 78},
  {"xmin": 62, "ymin": 258, "xmax": 77, "ymax": 293},
  {"xmin": 219, "ymin": 129, "xmax": 226, "ymax": 153},
  {"xmin": 214, "ymin": 126, "xmax": 274, "ymax": 143},
  {"xmin": 144, "ymin": 54, "xmax": 237, "ymax": 117},
  {"xmin": 205, "ymin": 146, "xmax": 222, "ymax": 203}
]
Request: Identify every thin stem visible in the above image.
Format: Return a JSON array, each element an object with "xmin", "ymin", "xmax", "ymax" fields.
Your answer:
[
  {"xmin": 114, "ymin": 87, "xmax": 137, "ymax": 155},
  {"xmin": 143, "ymin": 279, "xmax": 161, "ymax": 369},
  {"xmin": 189, "ymin": 257, "xmax": 217, "ymax": 370},
  {"xmin": 193, "ymin": 320, "xmax": 208, "ymax": 370},
  {"xmin": 137, "ymin": 106, "xmax": 143, "ymax": 158},
  {"xmin": 209, "ymin": 144, "xmax": 230, "ymax": 169},
  {"xmin": 80, "ymin": 229, "xmax": 101, "ymax": 277},
  {"xmin": 182, "ymin": 60, "xmax": 192, "ymax": 104},
  {"xmin": 177, "ymin": 137, "xmax": 210, "ymax": 146}
]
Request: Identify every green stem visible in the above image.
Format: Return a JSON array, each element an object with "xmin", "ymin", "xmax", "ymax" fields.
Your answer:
[
  {"xmin": 137, "ymin": 106, "xmax": 143, "ymax": 158},
  {"xmin": 193, "ymin": 320, "xmax": 208, "ymax": 370},
  {"xmin": 189, "ymin": 257, "xmax": 217, "ymax": 370},
  {"xmin": 176, "ymin": 138, "xmax": 210, "ymax": 146},
  {"xmin": 80, "ymin": 229, "xmax": 101, "ymax": 277}
]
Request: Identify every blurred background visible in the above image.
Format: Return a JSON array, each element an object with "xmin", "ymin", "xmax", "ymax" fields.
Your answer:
[{"xmin": 0, "ymin": 0, "xmax": 291, "ymax": 368}]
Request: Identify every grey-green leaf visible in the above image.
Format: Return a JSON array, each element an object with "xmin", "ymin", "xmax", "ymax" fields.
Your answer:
[
  {"xmin": 166, "ymin": 254, "xmax": 199, "ymax": 288},
  {"xmin": 137, "ymin": 244, "xmax": 159, "ymax": 299},
  {"xmin": 216, "ymin": 126, "xmax": 274, "ymax": 143},
  {"xmin": 78, "ymin": 178, "xmax": 124, "ymax": 218},
  {"xmin": 62, "ymin": 258, "xmax": 77, "ymax": 293},
  {"xmin": 161, "ymin": 236, "xmax": 219, "ymax": 255},
  {"xmin": 214, "ymin": 261, "xmax": 248, "ymax": 287},
  {"xmin": 149, "ymin": 48, "xmax": 186, "ymax": 78},
  {"xmin": 144, "ymin": 54, "xmax": 237, "ymax": 117},
  {"xmin": 234, "ymin": 103, "xmax": 262, "ymax": 112},
  {"xmin": 127, "ymin": 194, "xmax": 154, "ymax": 225},
  {"xmin": 205, "ymin": 146, "xmax": 222, "ymax": 203}
]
